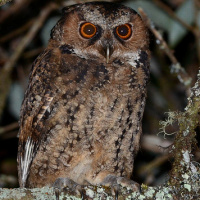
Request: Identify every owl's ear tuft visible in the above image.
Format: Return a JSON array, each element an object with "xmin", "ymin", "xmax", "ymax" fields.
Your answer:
[
  {"xmin": 62, "ymin": 4, "xmax": 81, "ymax": 15},
  {"xmin": 50, "ymin": 18, "xmax": 65, "ymax": 41},
  {"xmin": 50, "ymin": 23, "xmax": 62, "ymax": 41}
]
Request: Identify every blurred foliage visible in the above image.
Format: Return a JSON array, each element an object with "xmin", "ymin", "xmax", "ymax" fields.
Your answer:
[
  {"xmin": 126, "ymin": 0, "xmax": 195, "ymax": 47},
  {"xmin": 0, "ymin": 0, "xmax": 199, "ymax": 189}
]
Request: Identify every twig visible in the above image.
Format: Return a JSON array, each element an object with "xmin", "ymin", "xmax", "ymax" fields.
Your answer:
[
  {"xmin": 152, "ymin": 0, "xmax": 200, "ymax": 67},
  {"xmin": 137, "ymin": 154, "xmax": 170, "ymax": 176},
  {"xmin": 139, "ymin": 8, "xmax": 192, "ymax": 88},
  {"xmin": 0, "ymin": 174, "xmax": 18, "ymax": 188},
  {"xmin": 194, "ymin": 0, "xmax": 200, "ymax": 64},
  {"xmin": 3, "ymin": 3, "xmax": 58, "ymax": 73},
  {"xmin": 0, "ymin": 0, "xmax": 31, "ymax": 24},
  {"xmin": 0, "ymin": 18, "xmax": 34, "ymax": 43},
  {"xmin": 22, "ymin": 47, "xmax": 45, "ymax": 59},
  {"xmin": 195, "ymin": 0, "xmax": 200, "ymax": 8},
  {"xmin": 0, "ymin": 130, "xmax": 18, "ymax": 139},
  {"xmin": 0, "ymin": 122, "xmax": 18, "ymax": 135},
  {"xmin": 153, "ymin": 0, "xmax": 194, "ymax": 34},
  {"xmin": 141, "ymin": 134, "xmax": 172, "ymax": 154},
  {"xmin": 17, "ymin": 65, "xmax": 28, "ymax": 90}
]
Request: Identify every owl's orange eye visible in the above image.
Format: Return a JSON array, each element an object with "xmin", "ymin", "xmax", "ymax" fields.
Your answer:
[
  {"xmin": 80, "ymin": 22, "xmax": 97, "ymax": 39},
  {"xmin": 116, "ymin": 24, "xmax": 132, "ymax": 40}
]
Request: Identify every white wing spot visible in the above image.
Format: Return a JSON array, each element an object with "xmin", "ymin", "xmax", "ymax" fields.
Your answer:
[{"xmin": 20, "ymin": 137, "xmax": 35, "ymax": 187}]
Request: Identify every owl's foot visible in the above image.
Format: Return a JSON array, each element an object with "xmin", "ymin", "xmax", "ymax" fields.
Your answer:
[
  {"xmin": 53, "ymin": 177, "xmax": 83, "ymax": 200},
  {"xmin": 102, "ymin": 175, "xmax": 140, "ymax": 200}
]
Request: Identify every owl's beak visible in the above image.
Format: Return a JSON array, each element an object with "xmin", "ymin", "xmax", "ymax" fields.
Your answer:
[
  {"xmin": 106, "ymin": 45, "xmax": 113, "ymax": 64},
  {"xmin": 106, "ymin": 46, "xmax": 110, "ymax": 64},
  {"xmin": 105, "ymin": 44, "xmax": 113, "ymax": 64},
  {"xmin": 100, "ymin": 40, "xmax": 113, "ymax": 64}
]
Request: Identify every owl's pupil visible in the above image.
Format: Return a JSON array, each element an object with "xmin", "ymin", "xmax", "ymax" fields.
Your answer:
[
  {"xmin": 80, "ymin": 23, "xmax": 97, "ymax": 39},
  {"xmin": 115, "ymin": 24, "xmax": 132, "ymax": 40},
  {"xmin": 84, "ymin": 25, "xmax": 95, "ymax": 35},
  {"xmin": 118, "ymin": 25, "xmax": 128, "ymax": 36}
]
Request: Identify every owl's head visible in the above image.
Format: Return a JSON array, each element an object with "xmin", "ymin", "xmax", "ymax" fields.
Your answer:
[{"xmin": 50, "ymin": 2, "xmax": 149, "ymax": 65}]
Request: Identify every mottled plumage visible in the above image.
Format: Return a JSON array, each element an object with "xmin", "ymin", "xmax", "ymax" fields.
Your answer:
[{"xmin": 17, "ymin": 1, "xmax": 150, "ymax": 192}]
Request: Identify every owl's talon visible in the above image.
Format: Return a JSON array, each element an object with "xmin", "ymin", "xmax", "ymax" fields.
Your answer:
[
  {"xmin": 53, "ymin": 177, "xmax": 82, "ymax": 199},
  {"xmin": 81, "ymin": 190, "xmax": 85, "ymax": 200},
  {"xmin": 54, "ymin": 188, "xmax": 60, "ymax": 200},
  {"xmin": 115, "ymin": 189, "xmax": 119, "ymax": 200},
  {"xmin": 102, "ymin": 175, "xmax": 140, "ymax": 199},
  {"xmin": 112, "ymin": 184, "xmax": 120, "ymax": 200}
]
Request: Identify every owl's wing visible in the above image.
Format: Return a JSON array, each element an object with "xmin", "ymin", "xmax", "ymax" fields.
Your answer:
[{"xmin": 17, "ymin": 49, "xmax": 56, "ymax": 187}]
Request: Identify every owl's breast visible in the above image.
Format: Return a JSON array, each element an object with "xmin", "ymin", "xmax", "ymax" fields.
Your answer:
[
  {"xmin": 27, "ymin": 56, "xmax": 147, "ymax": 186},
  {"xmin": 51, "ymin": 56, "xmax": 144, "ymax": 131}
]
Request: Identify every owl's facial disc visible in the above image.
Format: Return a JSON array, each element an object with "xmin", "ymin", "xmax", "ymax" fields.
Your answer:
[
  {"xmin": 58, "ymin": 3, "xmax": 149, "ymax": 65},
  {"xmin": 93, "ymin": 23, "xmax": 133, "ymax": 64},
  {"xmin": 78, "ymin": 21, "xmax": 134, "ymax": 63},
  {"xmin": 79, "ymin": 22, "xmax": 113, "ymax": 62}
]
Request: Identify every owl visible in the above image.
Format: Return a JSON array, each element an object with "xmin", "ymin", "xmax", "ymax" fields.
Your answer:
[{"xmin": 17, "ymin": 1, "xmax": 149, "ymax": 198}]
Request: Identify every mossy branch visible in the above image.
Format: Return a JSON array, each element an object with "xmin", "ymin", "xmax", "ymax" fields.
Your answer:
[
  {"xmin": 0, "ymin": 185, "xmax": 184, "ymax": 200},
  {"xmin": 168, "ymin": 70, "xmax": 200, "ymax": 197},
  {"xmin": 139, "ymin": 8, "xmax": 200, "ymax": 197}
]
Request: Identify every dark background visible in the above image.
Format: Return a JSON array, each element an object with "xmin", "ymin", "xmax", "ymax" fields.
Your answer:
[{"xmin": 0, "ymin": 0, "xmax": 199, "ymax": 188}]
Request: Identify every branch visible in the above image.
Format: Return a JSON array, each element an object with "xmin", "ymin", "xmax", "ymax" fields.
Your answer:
[
  {"xmin": 0, "ymin": 0, "xmax": 30, "ymax": 23},
  {"xmin": 139, "ymin": 7, "xmax": 200, "ymax": 197},
  {"xmin": 0, "ymin": 185, "xmax": 181, "ymax": 200},
  {"xmin": 169, "ymin": 70, "xmax": 200, "ymax": 188},
  {"xmin": 139, "ymin": 8, "xmax": 192, "ymax": 89},
  {"xmin": 151, "ymin": 0, "xmax": 200, "ymax": 68},
  {"xmin": 0, "ymin": 3, "xmax": 58, "ymax": 119},
  {"xmin": 152, "ymin": 0, "xmax": 194, "ymax": 33},
  {"xmin": 0, "ymin": 122, "xmax": 18, "ymax": 135}
]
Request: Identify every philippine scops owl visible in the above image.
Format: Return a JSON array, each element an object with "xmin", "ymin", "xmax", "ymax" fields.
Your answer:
[{"xmin": 17, "ymin": 1, "xmax": 150, "ymax": 196}]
